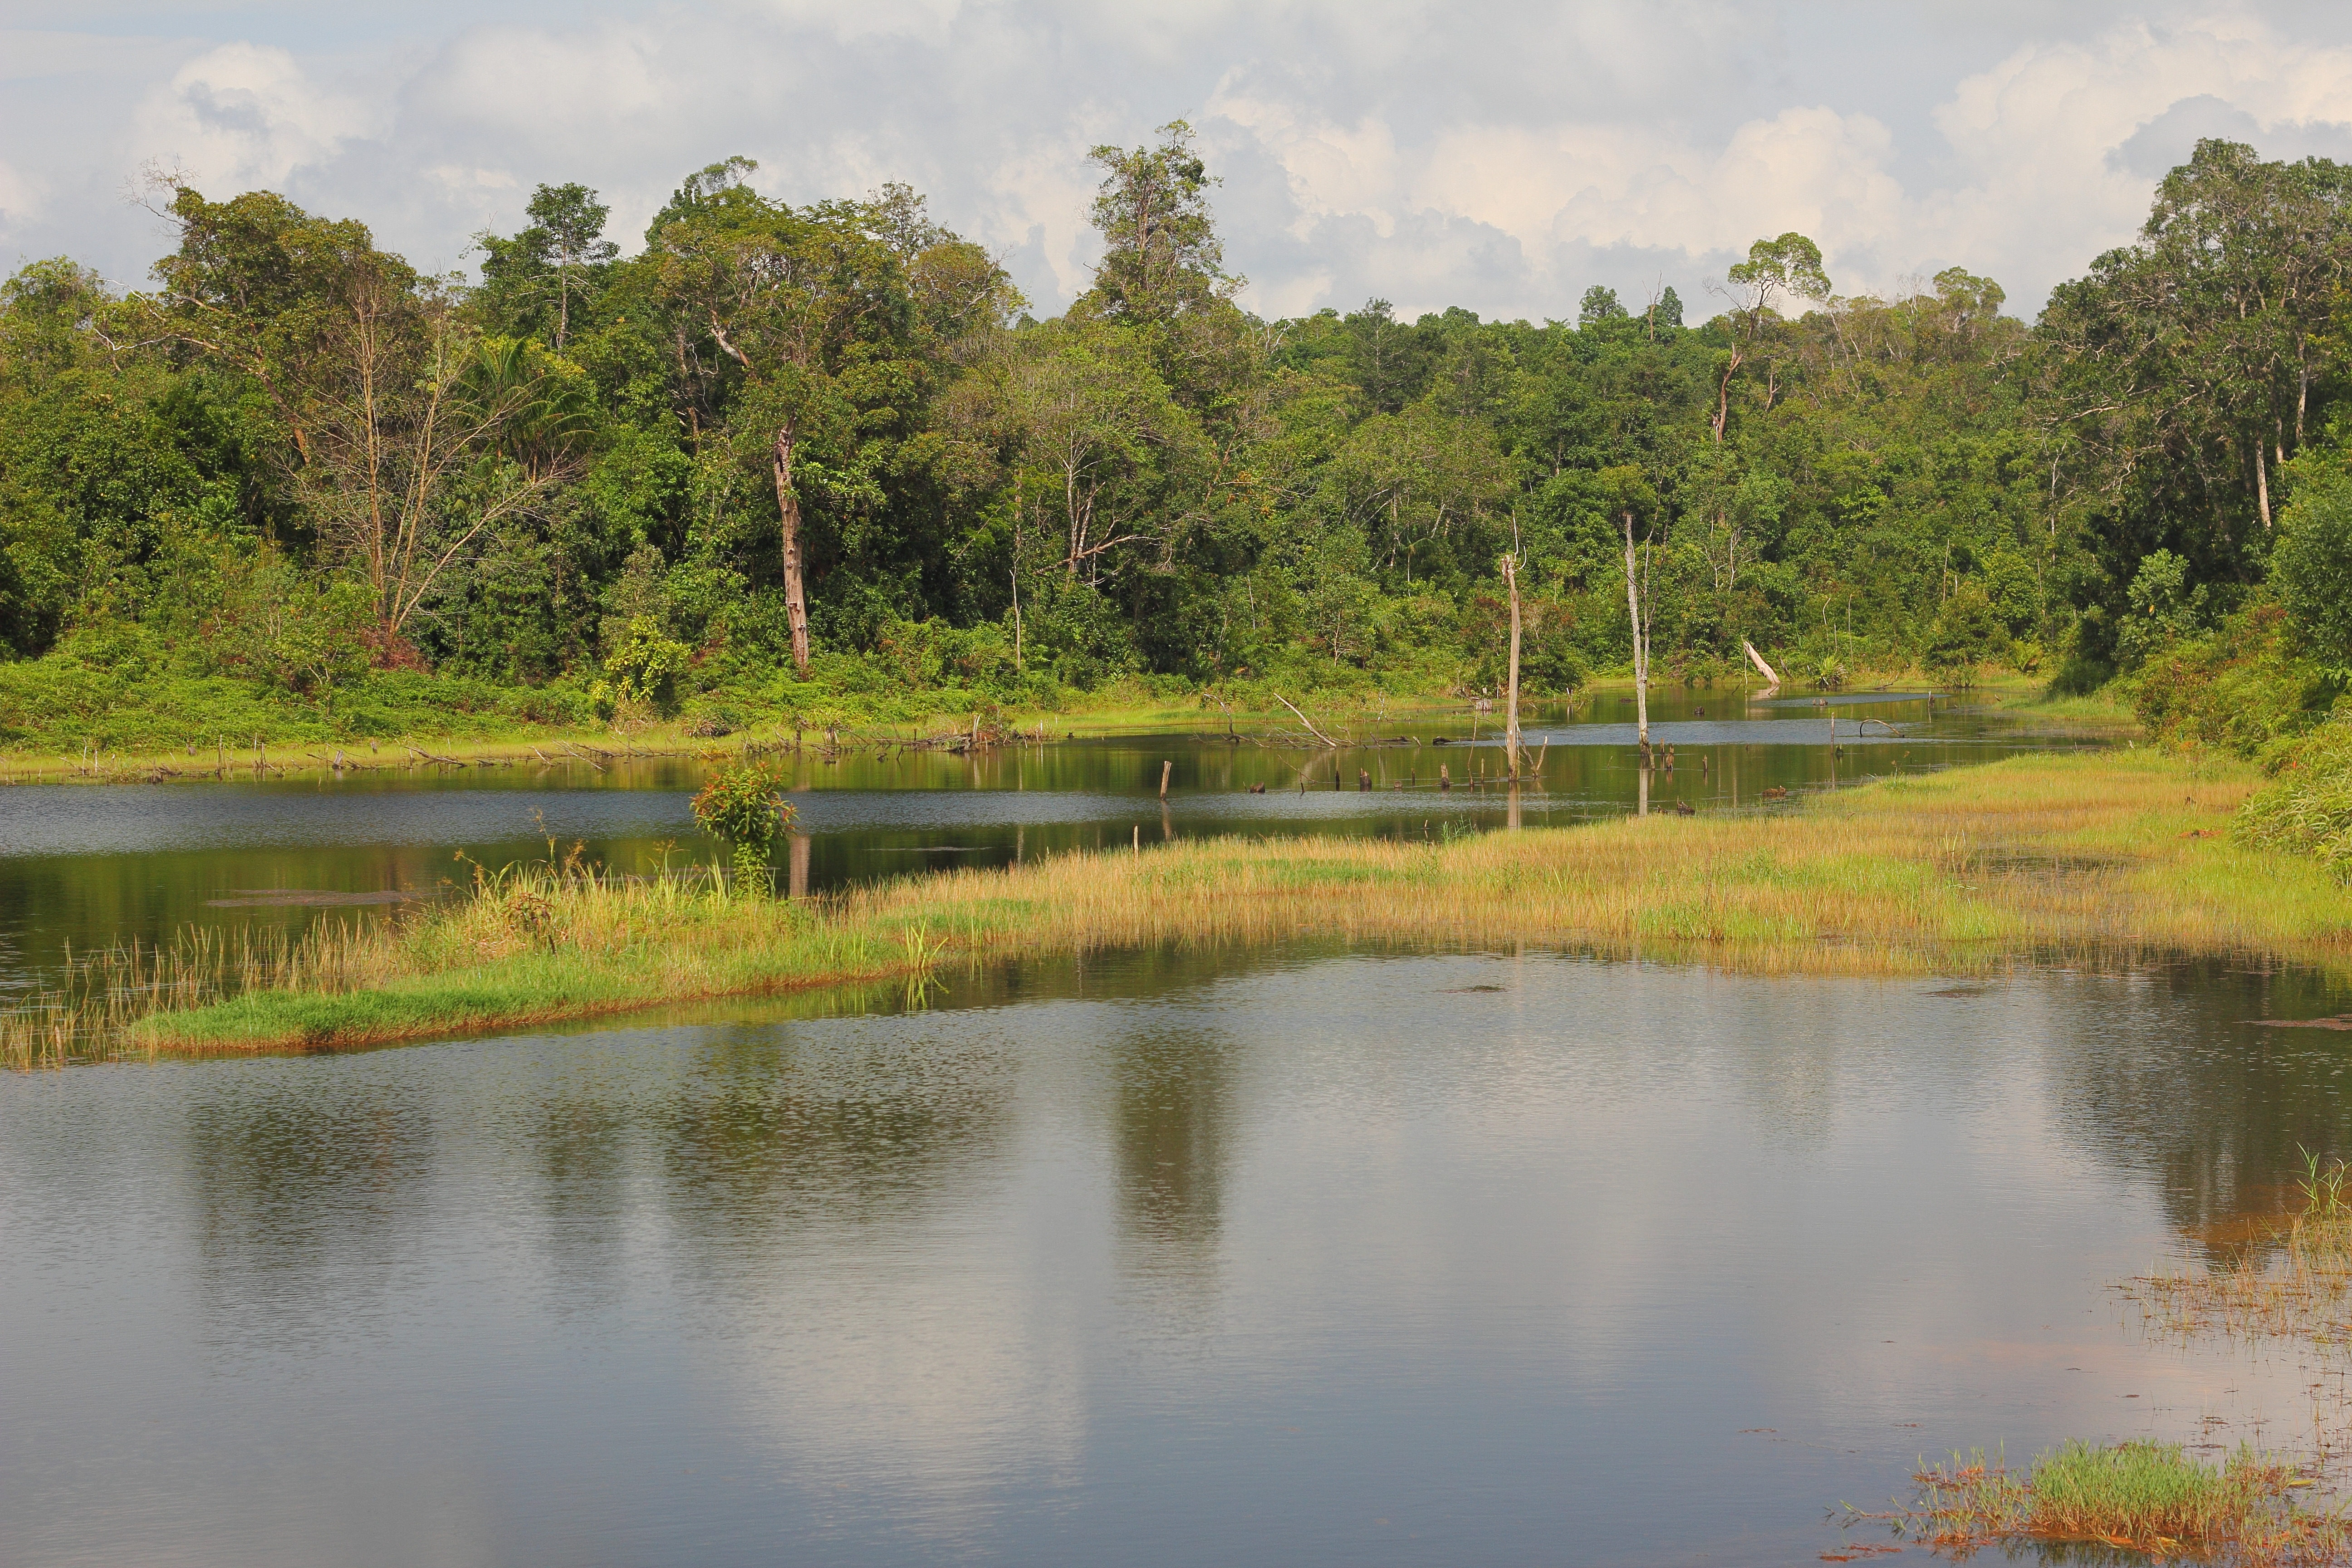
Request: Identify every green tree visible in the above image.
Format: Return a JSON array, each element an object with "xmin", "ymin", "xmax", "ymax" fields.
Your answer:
[
  {"xmin": 1711, "ymin": 232, "xmax": 1829, "ymax": 442},
  {"xmin": 648, "ymin": 163, "xmax": 902, "ymax": 674},
  {"xmin": 475, "ymin": 182, "xmax": 618, "ymax": 352},
  {"xmin": 1084, "ymin": 121, "xmax": 1234, "ymax": 323},
  {"xmin": 2274, "ymin": 459, "xmax": 2352, "ymax": 665},
  {"xmin": 145, "ymin": 184, "xmax": 582, "ymax": 646},
  {"xmin": 2040, "ymin": 141, "xmax": 2352, "ymax": 665}
]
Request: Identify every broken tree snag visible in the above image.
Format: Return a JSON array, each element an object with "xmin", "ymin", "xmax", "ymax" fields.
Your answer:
[
  {"xmin": 1622, "ymin": 512, "xmax": 1649, "ymax": 763},
  {"xmin": 1742, "ymin": 639, "xmax": 1781, "ymax": 687},
  {"xmin": 1273, "ymin": 692, "xmax": 1339, "ymax": 747},
  {"xmin": 1502, "ymin": 552, "xmax": 1523, "ymax": 780},
  {"xmin": 775, "ymin": 426, "xmax": 811, "ymax": 677}
]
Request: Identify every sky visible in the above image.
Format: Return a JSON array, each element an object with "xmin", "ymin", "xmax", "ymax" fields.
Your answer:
[{"xmin": 6, "ymin": 2, "xmax": 2352, "ymax": 324}]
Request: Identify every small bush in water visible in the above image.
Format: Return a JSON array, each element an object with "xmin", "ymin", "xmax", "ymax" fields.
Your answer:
[{"xmin": 691, "ymin": 759, "xmax": 795, "ymax": 894}]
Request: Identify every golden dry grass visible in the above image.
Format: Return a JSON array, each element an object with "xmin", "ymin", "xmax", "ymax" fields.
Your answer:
[{"xmin": 857, "ymin": 747, "xmax": 2341, "ymax": 974}]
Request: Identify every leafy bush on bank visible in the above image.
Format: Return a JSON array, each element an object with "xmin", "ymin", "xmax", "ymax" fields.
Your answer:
[
  {"xmin": 2236, "ymin": 710, "xmax": 2352, "ymax": 877},
  {"xmin": 0, "ymin": 650, "xmax": 597, "ymax": 752},
  {"xmin": 2131, "ymin": 603, "xmax": 2344, "ymax": 757}
]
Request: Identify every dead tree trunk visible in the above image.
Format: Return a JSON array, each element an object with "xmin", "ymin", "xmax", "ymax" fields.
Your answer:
[
  {"xmin": 1502, "ymin": 553, "xmax": 1524, "ymax": 780},
  {"xmin": 1623, "ymin": 513, "xmax": 1649, "ymax": 765},
  {"xmin": 774, "ymin": 426, "xmax": 811, "ymax": 676}
]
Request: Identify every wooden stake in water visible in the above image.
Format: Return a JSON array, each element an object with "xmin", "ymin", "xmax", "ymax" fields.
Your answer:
[{"xmin": 1160, "ymin": 759, "xmax": 1172, "ymax": 799}]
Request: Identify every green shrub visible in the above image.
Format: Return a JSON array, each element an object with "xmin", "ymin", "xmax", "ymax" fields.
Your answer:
[
  {"xmin": 691, "ymin": 758, "xmax": 796, "ymax": 892},
  {"xmin": 2237, "ymin": 710, "xmax": 2352, "ymax": 876},
  {"xmin": 590, "ymin": 615, "xmax": 692, "ymax": 717},
  {"xmin": 1923, "ymin": 583, "xmax": 2010, "ymax": 684},
  {"xmin": 2132, "ymin": 603, "xmax": 2340, "ymax": 756},
  {"xmin": 2116, "ymin": 548, "xmax": 2209, "ymax": 666},
  {"xmin": 2274, "ymin": 459, "xmax": 2352, "ymax": 666}
]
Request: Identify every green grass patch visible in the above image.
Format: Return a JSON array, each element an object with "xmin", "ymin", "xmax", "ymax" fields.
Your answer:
[{"xmin": 1856, "ymin": 1440, "xmax": 2345, "ymax": 1560}]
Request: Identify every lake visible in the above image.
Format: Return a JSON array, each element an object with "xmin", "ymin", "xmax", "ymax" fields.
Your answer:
[
  {"xmin": 4, "ymin": 946, "xmax": 2347, "ymax": 1566},
  {"xmin": 14, "ymin": 689, "xmax": 2292, "ymax": 1567}
]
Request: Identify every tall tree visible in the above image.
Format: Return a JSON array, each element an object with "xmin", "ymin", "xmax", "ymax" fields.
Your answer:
[
  {"xmin": 476, "ymin": 182, "xmax": 619, "ymax": 353},
  {"xmin": 1084, "ymin": 121, "xmax": 1232, "ymax": 323},
  {"xmin": 2041, "ymin": 139, "xmax": 2352, "ymax": 664},
  {"xmin": 1709, "ymin": 232, "xmax": 1829, "ymax": 443},
  {"xmin": 649, "ymin": 161, "xmax": 1007, "ymax": 674},
  {"xmin": 144, "ymin": 184, "xmax": 579, "ymax": 646}
]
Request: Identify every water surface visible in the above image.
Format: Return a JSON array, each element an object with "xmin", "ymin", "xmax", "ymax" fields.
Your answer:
[{"xmin": 3, "ymin": 948, "xmax": 2347, "ymax": 1566}]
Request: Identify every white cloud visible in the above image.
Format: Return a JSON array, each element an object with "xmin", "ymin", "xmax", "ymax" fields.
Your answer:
[
  {"xmin": 1205, "ymin": 8, "xmax": 2352, "ymax": 316},
  {"xmin": 14, "ymin": 4, "xmax": 2352, "ymax": 321},
  {"xmin": 1915, "ymin": 13, "xmax": 2352, "ymax": 292},
  {"xmin": 0, "ymin": 156, "xmax": 35, "ymax": 226},
  {"xmin": 128, "ymin": 43, "xmax": 388, "ymax": 197}
]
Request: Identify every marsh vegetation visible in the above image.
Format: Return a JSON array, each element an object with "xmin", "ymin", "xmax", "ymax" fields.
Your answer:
[
  {"xmin": 6, "ymin": 746, "xmax": 2342, "ymax": 1063},
  {"xmin": 1861, "ymin": 1440, "xmax": 2347, "ymax": 1562}
]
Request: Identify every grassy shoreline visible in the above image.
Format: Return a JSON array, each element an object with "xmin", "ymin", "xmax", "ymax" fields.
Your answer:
[
  {"xmin": 1, "ymin": 669, "xmax": 2129, "ymax": 786},
  {"xmin": 6, "ymin": 745, "xmax": 2322, "ymax": 1061},
  {"xmin": 0, "ymin": 695, "xmax": 1233, "ymax": 785},
  {"xmin": 0, "ymin": 691, "xmax": 1465, "ymax": 785}
]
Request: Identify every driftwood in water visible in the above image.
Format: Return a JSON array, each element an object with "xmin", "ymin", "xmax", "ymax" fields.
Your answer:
[{"xmin": 1273, "ymin": 693, "xmax": 1339, "ymax": 747}]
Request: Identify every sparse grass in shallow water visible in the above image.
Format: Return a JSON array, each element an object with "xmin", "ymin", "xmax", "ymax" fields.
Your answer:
[
  {"xmin": 1848, "ymin": 1440, "xmax": 2348, "ymax": 1563},
  {"xmin": 2126, "ymin": 1150, "xmax": 2352, "ymax": 1353}
]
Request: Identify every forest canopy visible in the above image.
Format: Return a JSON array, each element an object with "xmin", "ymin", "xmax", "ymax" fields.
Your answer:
[{"xmin": 4, "ymin": 129, "xmax": 2350, "ymax": 748}]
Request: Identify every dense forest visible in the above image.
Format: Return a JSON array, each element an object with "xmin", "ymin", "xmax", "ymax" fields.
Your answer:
[{"xmin": 2, "ymin": 128, "xmax": 2348, "ymax": 751}]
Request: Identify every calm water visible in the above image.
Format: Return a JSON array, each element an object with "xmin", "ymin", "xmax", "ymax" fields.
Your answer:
[
  {"xmin": 0, "ymin": 691, "xmax": 2102, "ymax": 994},
  {"xmin": 5, "ymin": 949, "xmax": 2351, "ymax": 1566}
]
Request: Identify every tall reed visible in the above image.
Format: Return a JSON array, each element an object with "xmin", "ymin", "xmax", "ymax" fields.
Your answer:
[{"xmin": 0, "ymin": 922, "xmax": 386, "ymax": 1068}]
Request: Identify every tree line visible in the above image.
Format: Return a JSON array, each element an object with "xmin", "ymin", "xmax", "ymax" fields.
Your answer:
[{"xmin": 2, "ymin": 128, "xmax": 2348, "ymax": 740}]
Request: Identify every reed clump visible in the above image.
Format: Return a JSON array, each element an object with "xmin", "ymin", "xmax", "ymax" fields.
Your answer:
[
  {"xmin": 1864, "ymin": 1440, "xmax": 2346, "ymax": 1562},
  {"xmin": 8, "ymin": 748, "xmax": 2348, "ymax": 1062},
  {"xmin": 0, "ymin": 924, "xmax": 388, "ymax": 1068}
]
